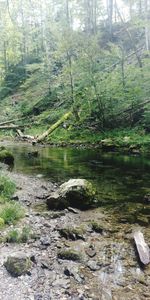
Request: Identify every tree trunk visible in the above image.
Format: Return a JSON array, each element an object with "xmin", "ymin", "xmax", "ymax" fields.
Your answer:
[
  {"xmin": 107, "ymin": 0, "xmax": 114, "ymax": 39},
  {"xmin": 36, "ymin": 112, "xmax": 72, "ymax": 143},
  {"xmin": 144, "ymin": 0, "xmax": 150, "ymax": 51},
  {"xmin": 116, "ymin": 3, "xmax": 143, "ymax": 69}
]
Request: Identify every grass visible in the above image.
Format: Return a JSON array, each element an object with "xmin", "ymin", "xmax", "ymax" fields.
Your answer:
[
  {"xmin": 0, "ymin": 176, "xmax": 16, "ymax": 203},
  {"xmin": 0, "ymin": 202, "xmax": 25, "ymax": 224},
  {"xmin": 6, "ymin": 226, "xmax": 30, "ymax": 243}
]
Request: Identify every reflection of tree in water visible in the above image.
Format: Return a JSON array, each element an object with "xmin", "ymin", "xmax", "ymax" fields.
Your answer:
[{"xmin": 7, "ymin": 144, "xmax": 150, "ymax": 205}]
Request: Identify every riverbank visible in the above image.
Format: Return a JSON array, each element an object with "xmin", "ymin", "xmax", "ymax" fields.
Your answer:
[
  {"xmin": 1, "ymin": 127, "xmax": 150, "ymax": 155},
  {"xmin": 0, "ymin": 170, "xmax": 150, "ymax": 300}
]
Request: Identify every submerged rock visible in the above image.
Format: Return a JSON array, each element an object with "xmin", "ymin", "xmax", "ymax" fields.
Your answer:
[
  {"xmin": 0, "ymin": 149, "xmax": 14, "ymax": 165},
  {"xmin": 47, "ymin": 179, "xmax": 96, "ymax": 210},
  {"xmin": 4, "ymin": 255, "xmax": 32, "ymax": 277}
]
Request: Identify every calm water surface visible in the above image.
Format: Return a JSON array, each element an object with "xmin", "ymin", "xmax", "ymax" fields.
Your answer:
[{"xmin": 5, "ymin": 143, "xmax": 150, "ymax": 205}]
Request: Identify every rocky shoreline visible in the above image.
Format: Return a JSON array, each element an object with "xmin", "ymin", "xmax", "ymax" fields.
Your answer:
[{"xmin": 0, "ymin": 171, "xmax": 150, "ymax": 300}]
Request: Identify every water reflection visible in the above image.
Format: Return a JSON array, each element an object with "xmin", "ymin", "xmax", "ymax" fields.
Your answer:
[{"xmin": 4, "ymin": 143, "xmax": 150, "ymax": 204}]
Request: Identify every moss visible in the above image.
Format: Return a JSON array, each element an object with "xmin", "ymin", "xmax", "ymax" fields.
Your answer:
[
  {"xmin": 58, "ymin": 249, "xmax": 81, "ymax": 261},
  {"xmin": 0, "ymin": 150, "xmax": 14, "ymax": 165},
  {"xmin": 91, "ymin": 221, "xmax": 104, "ymax": 233},
  {"xmin": 4, "ymin": 256, "xmax": 32, "ymax": 277},
  {"xmin": 59, "ymin": 226, "xmax": 85, "ymax": 240}
]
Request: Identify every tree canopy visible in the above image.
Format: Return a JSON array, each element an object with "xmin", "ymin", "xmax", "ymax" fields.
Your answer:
[{"xmin": 0, "ymin": 0, "xmax": 150, "ymax": 132}]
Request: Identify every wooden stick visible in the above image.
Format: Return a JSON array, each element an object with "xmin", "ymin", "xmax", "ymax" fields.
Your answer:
[{"xmin": 134, "ymin": 230, "xmax": 150, "ymax": 265}]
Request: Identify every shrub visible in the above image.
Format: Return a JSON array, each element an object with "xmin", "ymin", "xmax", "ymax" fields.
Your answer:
[
  {"xmin": 0, "ymin": 202, "xmax": 25, "ymax": 224},
  {"xmin": 0, "ymin": 176, "xmax": 16, "ymax": 202},
  {"xmin": 6, "ymin": 226, "xmax": 30, "ymax": 243},
  {"xmin": 0, "ymin": 217, "xmax": 5, "ymax": 227},
  {"xmin": 20, "ymin": 226, "xmax": 30, "ymax": 242},
  {"xmin": 7, "ymin": 229, "xmax": 20, "ymax": 243}
]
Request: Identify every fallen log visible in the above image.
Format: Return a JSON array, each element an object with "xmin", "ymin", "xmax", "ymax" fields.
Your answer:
[
  {"xmin": 36, "ymin": 111, "xmax": 72, "ymax": 143},
  {"xmin": 0, "ymin": 117, "xmax": 26, "ymax": 126},
  {"xmin": 16, "ymin": 129, "xmax": 35, "ymax": 141},
  {"xmin": 0, "ymin": 125, "xmax": 26, "ymax": 129},
  {"xmin": 133, "ymin": 230, "xmax": 150, "ymax": 265}
]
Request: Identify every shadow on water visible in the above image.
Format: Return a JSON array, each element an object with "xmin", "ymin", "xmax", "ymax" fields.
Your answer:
[{"xmin": 4, "ymin": 143, "xmax": 150, "ymax": 209}]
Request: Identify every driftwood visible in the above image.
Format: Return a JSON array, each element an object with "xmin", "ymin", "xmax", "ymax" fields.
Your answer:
[
  {"xmin": 16, "ymin": 130, "xmax": 35, "ymax": 141},
  {"xmin": 134, "ymin": 230, "xmax": 150, "ymax": 265},
  {"xmin": 36, "ymin": 111, "xmax": 72, "ymax": 143}
]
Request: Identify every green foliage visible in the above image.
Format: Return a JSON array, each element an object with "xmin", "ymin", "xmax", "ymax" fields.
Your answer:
[
  {"xmin": 0, "ymin": 64, "xmax": 27, "ymax": 100},
  {"xmin": 0, "ymin": 202, "xmax": 25, "ymax": 224},
  {"xmin": 6, "ymin": 229, "xmax": 20, "ymax": 243},
  {"xmin": 0, "ymin": 0, "xmax": 150, "ymax": 138},
  {"xmin": 0, "ymin": 217, "xmax": 5, "ymax": 227},
  {"xmin": 0, "ymin": 176, "xmax": 16, "ymax": 202},
  {"xmin": 6, "ymin": 226, "xmax": 30, "ymax": 243}
]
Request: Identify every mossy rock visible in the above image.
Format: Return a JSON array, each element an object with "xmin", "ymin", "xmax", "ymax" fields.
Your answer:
[
  {"xmin": 59, "ymin": 226, "xmax": 85, "ymax": 240},
  {"xmin": 101, "ymin": 139, "xmax": 118, "ymax": 152},
  {"xmin": 47, "ymin": 179, "xmax": 96, "ymax": 210},
  {"xmin": 0, "ymin": 150, "xmax": 14, "ymax": 165},
  {"xmin": 91, "ymin": 221, "xmax": 104, "ymax": 233},
  {"xmin": 58, "ymin": 249, "xmax": 81, "ymax": 261},
  {"xmin": 4, "ymin": 255, "xmax": 32, "ymax": 277}
]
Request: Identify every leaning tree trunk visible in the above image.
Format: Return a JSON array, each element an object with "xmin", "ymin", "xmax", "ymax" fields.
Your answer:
[{"xmin": 36, "ymin": 111, "xmax": 72, "ymax": 143}]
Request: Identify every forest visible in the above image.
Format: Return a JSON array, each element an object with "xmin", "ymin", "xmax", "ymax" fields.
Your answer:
[{"xmin": 0, "ymin": 0, "xmax": 150, "ymax": 146}]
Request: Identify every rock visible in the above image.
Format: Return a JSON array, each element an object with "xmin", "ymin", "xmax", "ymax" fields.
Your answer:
[
  {"xmin": 27, "ymin": 151, "xmax": 38, "ymax": 158},
  {"xmin": 41, "ymin": 259, "xmax": 53, "ymax": 270},
  {"xmin": 101, "ymin": 138, "xmax": 117, "ymax": 152},
  {"xmin": 10, "ymin": 195, "xmax": 19, "ymax": 201},
  {"xmin": 58, "ymin": 249, "xmax": 81, "ymax": 261},
  {"xmin": 144, "ymin": 194, "xmax": 150, "ymax": 204},
  {"xmin": 59, "ymin": 227, "xmax": 85, "ymax": 241},
  {"xmin": 87, "ymin": 260, "xmax": 100, "ymax": 271},
  {"xmin": 64, "ymin": 265, "xmax": 84, "ymax": 283},
  {"xmin": 0, "ymin": 149, "xmax": 14, "ymax": 165},
  {"xmin": 91, "ymin": 221, "xmax": 104, "ymax": 233},
  {"xmin": 85, "ymin": 244, "xmax": 96, "ymax": 258},
  {"xmin": 47, "ymin": 179, "xmax": 96, "ymax": 210},
  {"xmin": 40, "ymin": 236, "xmax": 51, "ymax": 246},
  {"xmin": 4, "ymin": 255, "xmax": 32, "ymax": 277},
  {"xmin": 67, "ymin": 207, "xmax": 79, "ymax": 214}
]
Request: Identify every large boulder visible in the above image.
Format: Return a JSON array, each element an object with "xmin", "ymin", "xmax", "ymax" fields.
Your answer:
[
  {"xmin": 4, "ymin": 255, "xmax": 32, "ymax": 277},
  {"xmin": 47, "ymin": 179, "xmax": 96, "ymax": 210}
]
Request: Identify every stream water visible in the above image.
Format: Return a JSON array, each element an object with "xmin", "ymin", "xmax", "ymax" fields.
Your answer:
[
  {"xmin": 5, "ymin": 142, "xmax": 150, "ymax": 206},
  {"xmin": 1, "ymin": 142, "xmax": 150, "ymax": 299}
]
